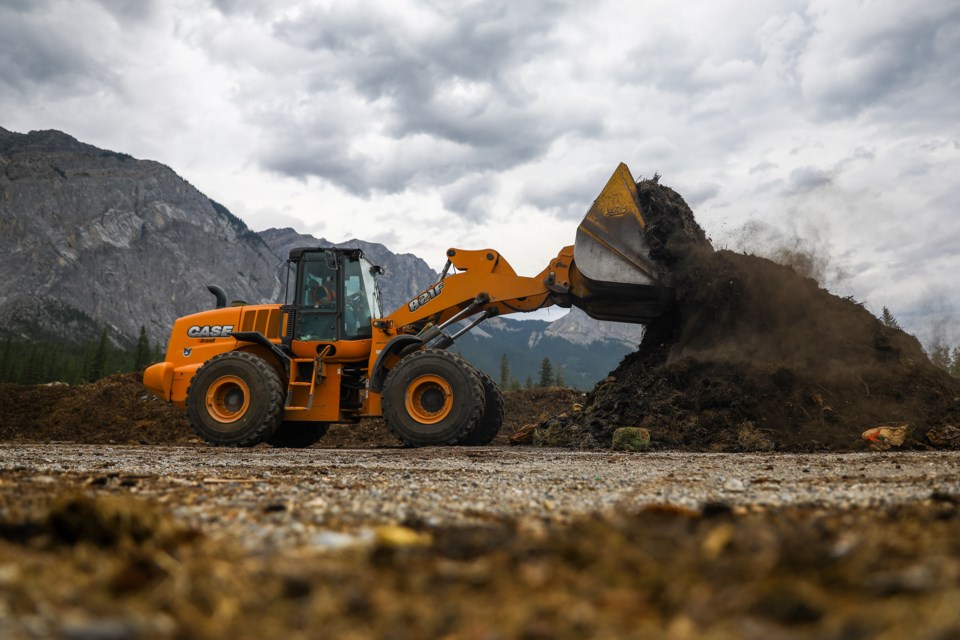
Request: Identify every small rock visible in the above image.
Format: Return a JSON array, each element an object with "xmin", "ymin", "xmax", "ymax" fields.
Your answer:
[
  {"xmin": 737, "ymin": 422, "xmax": 774, "ymax": 452},
  {"xmin": 374, "ymin": 525, "xmax": 432, "ymax": 548},
  {"xmin": 611, "ymin": 427, "xmax": 650, "ymax": 452},
  {"xmin": 310, "ymin": 530, "xmax": 372, "ymax": 551},
  {"xmin": 723, "ymin": 478, "xmax": 746, "ymax": 492},
  {"xmin": 926, "ymin": 424, "xmax": 960, "ymax": 448}
]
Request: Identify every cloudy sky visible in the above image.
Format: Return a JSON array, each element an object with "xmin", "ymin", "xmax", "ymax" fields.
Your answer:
[{"xmin": 2, "ymin": 0, "xmax": 958, "ymax": 342}]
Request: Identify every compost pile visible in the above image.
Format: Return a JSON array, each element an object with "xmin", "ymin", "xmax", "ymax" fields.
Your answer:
[{"xmin": 545, "ymin": 179, "xmax": 960, "ymax": 452}]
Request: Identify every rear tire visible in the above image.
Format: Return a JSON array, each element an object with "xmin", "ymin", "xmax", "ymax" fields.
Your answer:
[
  {"xmin": 186, "ymin": 352, "xmax": 284, "ymax": 446},
  {"xmin": 382, "ymin": 349, "xmax": 483, "ymax": 447},
  {"xmin": 267, "ymin": 422, "xmax": 330, "ymax": 448},
  {"xmin": 461, "ymin": 367, "xmax": 504, "ymax": 446}
]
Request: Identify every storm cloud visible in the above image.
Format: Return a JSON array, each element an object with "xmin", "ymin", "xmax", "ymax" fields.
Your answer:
[{"xmin": 0, "ymin": 0, "xmax": 958, "ymax": 342}]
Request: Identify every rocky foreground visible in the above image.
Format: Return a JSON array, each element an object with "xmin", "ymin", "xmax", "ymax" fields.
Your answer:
[{"xmin": 1, "ymin": 444, "xmax": 959, "ymax": 639}]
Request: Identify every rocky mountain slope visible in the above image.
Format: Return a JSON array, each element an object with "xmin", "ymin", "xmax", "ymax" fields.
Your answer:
[
  {"xmin": 0, "ymin": 127, "xmax": 280, "ymax": 345},
  {"xmin": 545, "ymin": 307, "xmax": 644, "ymax": 347}
]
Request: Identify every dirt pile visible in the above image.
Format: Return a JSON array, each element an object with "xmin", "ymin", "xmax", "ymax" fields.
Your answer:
[
  {"xmin": 544, "ymin": 179, "xmax": 960, "ymax": 451},
  {"xmin": 0, "ymin": 374, "xmax": 581, "ymax": 447},
  {"xmin": 0, "ymin": 374, "xmax": 195, "ymax": 445}
]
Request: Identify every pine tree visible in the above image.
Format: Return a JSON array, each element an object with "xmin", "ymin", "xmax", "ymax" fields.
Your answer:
[
  {"xmin": 79, "ymin": 341, "xmax": 94, "ymax": 383},
  {"xmin": 0, "ymin": 337, "xmax": 11, "ymax": 382},
  {"xmin": 509, "ymin": 377, "xmax": 521, "ymax": 392},
  {"xmin": 134, "ymin": 325, "xmax": 151, "ymax": 372},
  {"xmin": 151, "ymin": 341, "xmax": 164, "ymax": 363},
  {"xmin": 89, "ymin": 329, "xmax": 109, "ymax": 382},
  {"xmin": 525, "ymin": 376, "xmax": 534, "ymax": 390},
  {"xmin": 879, "ymin": 306, "xmax": 901, "ymax": 330},
  {"xmin": 538, "ymin": 357, "xmax": 554, "ymax": 387},
  {"xmin": 499, "ymin": 354, "xmax": 510, "ymax": 388},
  {"xmin": 555, "ymin": 366, "xmax": 566, "ymax": 388},
  {"xmin": 23, "ymin": 345, "xmax": 42, "ymax": 384},
  {"xmin": 950, "ymin": 346, "xmax": 960, "ymax": 379},
  {"xmin": 930, "ymin": 343, "xmax": 951, "ymax": 371}
]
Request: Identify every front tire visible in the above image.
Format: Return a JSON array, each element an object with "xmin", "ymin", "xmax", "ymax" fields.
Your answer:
[
  {"xmin": 382, "ymin": 349, "xmax": 483, "ymax": 447},
  {"xmin": 186, "ymin": 352, "xmax": 284, "ymax": 446}
]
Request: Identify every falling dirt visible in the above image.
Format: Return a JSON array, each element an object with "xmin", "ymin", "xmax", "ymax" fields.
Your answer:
[{"xmin": 537, "ymin": 178, "xmax": 960, "ymax": 452}]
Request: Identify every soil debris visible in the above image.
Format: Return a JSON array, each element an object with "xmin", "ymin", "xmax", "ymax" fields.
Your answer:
[
  {"xmin": 927, "ymin": 424, "xmax": 960, "ymax": 449},
  {"xmin": 3, "ymin": 478, "xmax": 960, "ymax": 639},
  {"xmin": 0, "ymin": 373, "xmax": 583, "ymax": 448},
  {"xmin": 530, "ymin": 178, "xmax": 960, "ymax": 451}
]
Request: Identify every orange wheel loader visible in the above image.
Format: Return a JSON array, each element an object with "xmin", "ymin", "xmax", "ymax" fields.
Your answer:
[{"xmin": 143, "ymin": 163, "xmax": 669, "ymax": 447}]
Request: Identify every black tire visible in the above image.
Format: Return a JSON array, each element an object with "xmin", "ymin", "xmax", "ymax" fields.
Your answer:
[
  {"xmin": 186, "ymin": 351, "xmax": 284, "ymax": 446},
  {"xmin": 267, "ymin": 422, "xmax": 330, "ymax": 448},
  {"xmin": 381, "ymin": 349, "xmax": 483, "ymax": 447},
  {"xmin": 460, "ymin": 366, "xmax": 504, "ymax": 446}
]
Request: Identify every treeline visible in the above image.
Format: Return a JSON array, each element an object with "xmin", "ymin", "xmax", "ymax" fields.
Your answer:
[
  {"xmin": 880, "ymin": 306, "xmax": 960, "ymax": 378},
  {"xmin": 0, "ymin": 326, "xmax": 163, "ymax": 385},
  {"xmin": 498, "ymin": 354, "xmax": 568, "ymax": 391},
  {"xmin": 929, "ymin": 343, "xmax": 960, "ymax": 378}
]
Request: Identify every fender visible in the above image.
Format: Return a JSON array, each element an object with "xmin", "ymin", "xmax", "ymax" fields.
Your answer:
[
  {"xmin": 369, "ymin": 335, "xmax": 424, "ymax": 392},
  {"xmin": 230, "ymin": 331, "xmax": 291, "ymax": 374}
]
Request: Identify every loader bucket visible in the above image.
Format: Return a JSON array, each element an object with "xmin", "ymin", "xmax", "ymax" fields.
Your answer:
[{"xmin": 568, "ymin": 163, "xmax": 669, "ymax": 323}]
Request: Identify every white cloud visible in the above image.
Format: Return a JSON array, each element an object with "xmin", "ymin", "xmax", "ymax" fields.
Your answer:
[{"xmin": 0, "ymin": 0, "xmax": 958, "ymax": 343}]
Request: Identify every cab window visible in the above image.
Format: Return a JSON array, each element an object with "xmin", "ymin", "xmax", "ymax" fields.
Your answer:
[
  {"xmin": 298, "ymin": 257, "xmax": 338, "ymax": 341},
  {"xmin": 342, "ymin": 257, "xmax": 374, "ymax": 339}
]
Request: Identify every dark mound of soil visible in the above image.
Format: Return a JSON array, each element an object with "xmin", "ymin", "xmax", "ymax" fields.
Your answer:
[
  {"xmin": 548, "ymin": 179, "xmax": 960, "ymax": 451},
  {"xmin": 0, "ymin": 373, "xmax": 581, "ymax": 447},
  {"xmin": 0, "ymin": 374, "xmax": 195, "ymax": 445}
]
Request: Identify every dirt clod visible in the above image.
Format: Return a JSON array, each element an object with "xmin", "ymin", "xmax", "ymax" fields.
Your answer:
[{"xmin": 611, "ymin": 427, "xmax": 650, "ymax": 452}]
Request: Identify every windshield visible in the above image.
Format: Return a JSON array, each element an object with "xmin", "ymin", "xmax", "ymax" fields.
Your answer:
[{"xmin": 342, "ymin": 255, "xmax": 381, "ymax": 339}]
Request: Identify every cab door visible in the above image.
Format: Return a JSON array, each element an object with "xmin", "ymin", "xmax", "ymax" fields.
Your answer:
[{"xmin": 296, "ymin": 252, "xmax": 339, "ymax": 342}]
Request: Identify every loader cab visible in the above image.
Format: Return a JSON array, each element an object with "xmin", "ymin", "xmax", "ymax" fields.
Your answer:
[{"xmin": 284, "ymin": 248, "xmax": 383, "ymax": 350}]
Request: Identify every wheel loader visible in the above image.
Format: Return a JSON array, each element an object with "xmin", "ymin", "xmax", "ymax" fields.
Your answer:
[{"xmin": 143, "ymin": 163, "xmax": 668, "ymax": 447}]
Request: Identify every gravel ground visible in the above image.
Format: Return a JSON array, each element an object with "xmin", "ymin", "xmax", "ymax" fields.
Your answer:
[
  {"xmin": 3, "ymin": 444, "xmax": 960, "ymax": 639},
  {"xmin": 3, "ymin": 444, "xmax": 958, "ymax": 550}
]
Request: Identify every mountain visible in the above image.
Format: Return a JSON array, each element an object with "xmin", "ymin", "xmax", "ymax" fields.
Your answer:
[
  {"xmin": 0, "ymin": 127, "xmax": 280, "ymax": 346},
  {"xmin": 0, "ymin": 126, "xmax": 642, "ymax": 387},
  {"xmin": 544, "ymin": 307, "xmax": 644, "ymax": 348},
  {"xmin": 452, "ymin": 315, "xmax": 636, "ymax": 390}
]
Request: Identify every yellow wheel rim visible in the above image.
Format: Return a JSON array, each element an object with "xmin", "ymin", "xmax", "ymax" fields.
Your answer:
[
  {"xmin": 205, "ymin": 375, "xmax": 250, "ymax": 423},
  {"xmin": 404, "ymin": 374, "xmax": 453, "ymax": 424}
]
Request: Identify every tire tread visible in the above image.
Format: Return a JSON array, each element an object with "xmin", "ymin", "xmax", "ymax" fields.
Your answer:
[
  {"xmin": 186, "ymin": 351, "xmax": 285, "ymax": 447},
  {"xmin": 382, "ymin": 349, "xmax": 483, "ymax": 447}
]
